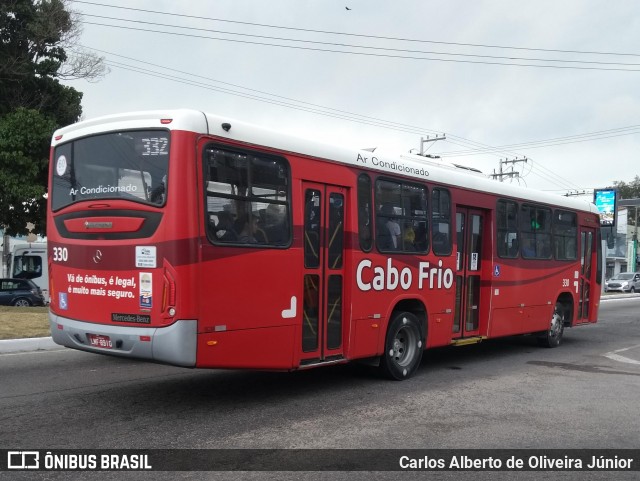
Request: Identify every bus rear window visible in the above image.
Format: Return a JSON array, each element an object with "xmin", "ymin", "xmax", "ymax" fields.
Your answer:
[{"xmin": 51, "ymin": 130, "xmax": 169, "ymax": 211}]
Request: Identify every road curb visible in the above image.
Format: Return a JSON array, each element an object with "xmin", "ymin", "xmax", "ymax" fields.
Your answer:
[{"xmin": 0, "ymin": 336, "xmax": 60, "ymax": 353}]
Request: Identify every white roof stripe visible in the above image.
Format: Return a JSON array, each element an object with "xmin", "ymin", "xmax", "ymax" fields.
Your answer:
[{"xmin": 52, "ymin": 109, "xmax": 598, "ymax": 214}]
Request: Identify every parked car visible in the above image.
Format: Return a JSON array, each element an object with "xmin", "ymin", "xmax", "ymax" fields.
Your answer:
[
  {"xmin": 0, "ymin": 278, "xmax": 46, "ymax": 306},
  {"xmin": 604, "ymin": 272, "xmax": 640, "ymax": 293}
]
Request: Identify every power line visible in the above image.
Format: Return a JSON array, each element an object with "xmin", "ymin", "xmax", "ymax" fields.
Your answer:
[
  {"xmin": 71, "ymin": 0, "xmax": 640, "ymax": 59},
  {"xmin": 79, "ymin": 20, "xmax": 640, "ymax": 73},
  {"xmin": 75, "ymin": 48, "xmax": 447, "ymax": 138},
  {"xmin": 84, "ymin": 48, "xmax": 587, "ymax": 192},
  {"xmin": 438, "ymin": 126, "xmax": 640, "ymax": 156},
  {"xmin": 78, "ymin": 13, "xmax": 640, "ymax": 69},
  {"xmin": 91, "ymin": 57, "xmax": 447, "ymax": 138},
  {"xmin": 76, "ymin": 46, "xmax": 491, "ymax": 148},
  {"xmin": 87, "ymin": 45, "xmax": 633, "ymax": 167}
]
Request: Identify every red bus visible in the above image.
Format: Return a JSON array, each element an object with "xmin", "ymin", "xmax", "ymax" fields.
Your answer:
[{"xmin": 48, "ymin": 110, "xmax": 602, "ymax": 379}]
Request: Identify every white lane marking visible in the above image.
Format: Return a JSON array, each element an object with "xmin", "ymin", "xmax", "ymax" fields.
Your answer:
[
  {"xmin": 1, "ymin": 349, "xmax": 67, "ymax": 357},
  {"xmin": 601, "ymin": 297, "xmax": 640, "ymax": 302},
  {"xmin": 604, "ymin": 344, "xmax": 640, "ymax": 365}
]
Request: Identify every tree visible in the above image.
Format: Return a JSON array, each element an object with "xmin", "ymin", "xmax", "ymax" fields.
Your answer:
[
  {"xmin": 0, "ymin": 0, "xmax": 107, "ymax": 235},
  {"xmin": 0, "ymin": 109, "xmax": 56, "ymax": 235},
  {"xmin": 613, "ymin": 175, "xmax": 640, "ymax": 200}
]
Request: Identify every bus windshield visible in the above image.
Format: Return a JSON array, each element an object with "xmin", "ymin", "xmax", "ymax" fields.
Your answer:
[{"xmin": 51, "ymin": 130, "xmax": 170, "ymax": 211}]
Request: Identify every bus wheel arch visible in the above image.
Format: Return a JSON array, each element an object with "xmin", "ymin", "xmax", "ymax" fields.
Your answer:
[
  {"xmin": 537, "ymin": 294, "xmax": 572, "ymax": 348},
  {"xmin": 379, "ymin": 300, "xmax": 426, "ymax": 380}
]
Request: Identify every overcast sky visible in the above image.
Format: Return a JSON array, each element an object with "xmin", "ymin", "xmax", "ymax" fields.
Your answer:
[{"xmin": 62, "ymin": 0, "xmax": 640, "ymax": 195}]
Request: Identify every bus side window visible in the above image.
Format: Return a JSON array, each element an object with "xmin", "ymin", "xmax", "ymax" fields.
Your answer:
[
  {"xmin": 497, "ymin": 200, "xmax": 519, "ymax": 258},
  {"xmin": 357, "ymin": 174, "xmax": 373, "ymax": 252},
  {"xmin": 553, "ymin": 210, "xmax": 577, "ymax": 260},
  {"xmin": 520, "ymin": 204, "xmax": 552, "ymax": 259},
  {"xmin": 304, "ymin": 190, "xmax": 321, "ymax": 268},
  {"xmin": 204, "ymin": 145, "xmax": 290, "ymax": 247},
  {"xmin": 432, "ymin": 188, "xmax": 452, "ymax": 256},
  {"xmin": 375, "ymin": 179, "xmax": 427, "ymax": 254}
]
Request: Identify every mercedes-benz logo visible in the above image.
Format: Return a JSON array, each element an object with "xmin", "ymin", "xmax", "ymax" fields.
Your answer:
[{"xmin": 93, "ymin": 249, "xmax": 103, "ymax": 263}]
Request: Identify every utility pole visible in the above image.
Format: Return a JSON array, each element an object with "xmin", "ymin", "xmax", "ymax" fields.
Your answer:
[
  {"xmin": 634, "ymin": 206, "xmax": 638, "ymax": 271},
  {"xmin": 490, "ymin": 157, "xmax": 528, "ymax": 182},
  {"xmin": 1, "ymin": 231, "xmax": 9, "ymax": 277},
  {"xmin": 418, "ymin": 134, "xmax": 446, "ymax": 155}
]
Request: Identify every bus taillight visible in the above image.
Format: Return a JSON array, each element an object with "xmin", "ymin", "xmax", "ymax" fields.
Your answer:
[{"xmin": 162, "ymin": 269, "xmax": 176, "ymax": 315}]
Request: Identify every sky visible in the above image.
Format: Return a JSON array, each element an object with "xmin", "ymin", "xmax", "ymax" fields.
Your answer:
[{"xmin": 61, "ymin": 0, "xmax": 640, "ymax": 195}]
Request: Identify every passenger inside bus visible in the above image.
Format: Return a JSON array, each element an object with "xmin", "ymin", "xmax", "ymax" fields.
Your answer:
[
  {"xmin": 378, "ymin": 204, "xmax": 401, "ymax": 250},
  {"xmin": 264, "ymin": 203, "xmax": 288, "ymax": 245},
  {"xmin": 238, "ymin": 213, "xmax": 261, "ymax": 243},
  {"xmin": 213, "ymin": 211, "xmax": 237, "ymax": 241},
  {"xmin": 508, "ymin": 238, "xmax": 519, "ymax": 257},
  {"xmin": 522, "ymin": 236, "xmax": 536, "ymax": 258},
  {"xmin": 402, "ymin": 225, "xmax": 416, "ymax": 251}
]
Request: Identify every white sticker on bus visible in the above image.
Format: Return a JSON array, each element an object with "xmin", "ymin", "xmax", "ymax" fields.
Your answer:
[
  {"xmin": 136, "ymin": 246, "xmax": 157, "ymax": 268},
  {"xmin": 56, "ymin": 155, "xmax": 67, "ymax": 176},
  {"xmin": 139, "ymin": 272, "xmax": 152, "ymax": 309}
]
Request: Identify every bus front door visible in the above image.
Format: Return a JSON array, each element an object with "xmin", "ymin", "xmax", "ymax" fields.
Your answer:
[
  {"xmin": 577, "ymin": 227, "xmax": 596, "ymax": 323},
  {"xmin": 300, "ymin": 182, "xmax": 347, "ymax": 365},
  {"xmin": 453, "ymin": 207, "xmax": 485, "ymax": 339}
]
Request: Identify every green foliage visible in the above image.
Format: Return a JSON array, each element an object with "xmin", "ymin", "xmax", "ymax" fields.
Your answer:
[
  {"xmin": 0, "ymin": 109, "xmax": 56, "ymax": 235},
  {"xmin": 0, "ymin": 0, "xmax": 92, "ymax": 234},
  {"xmin": 0, "ymin": 0, "xmax": 83, "ymax": 124},
  {"xmin": 613, "ymin": 176, "xmax": 640, "ymax": 200}
]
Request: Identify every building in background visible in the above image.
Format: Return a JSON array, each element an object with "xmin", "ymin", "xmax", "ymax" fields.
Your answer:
[{"xmin": 605, "ymin": 199, "xmax": 640, "ymax": 278}]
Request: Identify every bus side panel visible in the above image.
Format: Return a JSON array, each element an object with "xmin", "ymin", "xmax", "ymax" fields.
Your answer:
[
  {"xmin": 196, "ymin": 325, "xmax": 296, "ymax": 369},
  {"xmin": 195, "ymin": 140, "xmax": 304, "ymax": 369}
]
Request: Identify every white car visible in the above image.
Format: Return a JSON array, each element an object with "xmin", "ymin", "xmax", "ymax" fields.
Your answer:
[{"xmin": 604, "ymin": 272, "xmax": 640, "ymax": 293}]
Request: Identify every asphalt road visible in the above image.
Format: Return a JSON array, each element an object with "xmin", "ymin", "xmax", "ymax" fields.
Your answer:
[{"xmin": 1, "ymin": 297, "xmax": 639, "ymax": 480}]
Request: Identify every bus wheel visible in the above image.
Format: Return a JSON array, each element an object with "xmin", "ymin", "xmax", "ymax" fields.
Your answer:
[
  {"xmin": 380, "ymin": 312, "xmax": 423, "ymax": 380},
  {"xmin": 537, "ymin": 302, "xmax": 564, "ymax": 348},
  {"xmin": 13, "ymin": 298, "xmax": 32, "ymax": 307}
]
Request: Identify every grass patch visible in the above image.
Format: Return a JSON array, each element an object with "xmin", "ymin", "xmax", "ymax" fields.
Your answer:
[{"xmin": 0, "ymin": 306, "xmax": 50, "ymax": 340}]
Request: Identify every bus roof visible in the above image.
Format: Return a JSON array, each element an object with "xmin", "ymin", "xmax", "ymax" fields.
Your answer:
[{"xmin": 52, "ymin": 109, "xmax": 598, "ymax": 214}]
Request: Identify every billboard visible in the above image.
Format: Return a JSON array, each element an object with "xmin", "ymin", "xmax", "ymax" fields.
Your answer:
[{"xmin": 593, "ymin": 189, "xmax": 617, "ymax": 227}]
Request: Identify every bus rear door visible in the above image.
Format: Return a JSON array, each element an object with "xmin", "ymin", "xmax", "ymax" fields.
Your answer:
[
  {"xmin": 453, "ymin": 207, "xmax": 487, "ymax": 340},
  {"xmin": 300, "ymin": 182, "xmax": 347, "ymax": 365}
]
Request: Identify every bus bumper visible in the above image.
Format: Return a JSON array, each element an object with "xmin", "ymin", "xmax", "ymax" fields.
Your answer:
[{"xmin": 49, "ymin": 312, "xmax": 197, "ymax": 367}]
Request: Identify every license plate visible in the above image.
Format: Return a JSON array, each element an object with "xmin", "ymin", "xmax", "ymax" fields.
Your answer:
[{"xmin": 88, "ymin": 334, "xmax": 112, "ymax": 349}]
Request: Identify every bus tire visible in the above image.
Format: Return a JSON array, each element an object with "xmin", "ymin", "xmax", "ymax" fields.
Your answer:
[
  {"xmin": 379, "ymin": 311, "xmax": 423, "ymax": 380},
  {"xmin": 13, "ymin": 298, "xmax": 32, "ymax": 307},
  {"xmin": 537, "ymin": 302, "xmax": 564, "ymax": 348}
]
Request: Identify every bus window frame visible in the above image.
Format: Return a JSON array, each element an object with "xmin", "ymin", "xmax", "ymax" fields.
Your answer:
[
  {"xmin": 202, "ymin": 142, "xmax": 292, "ymax": 249},
  {"xmin": 552, "ymin": 209, "xmax": 578, "ymax": 261},
  {"xmin": 357, "ymin": 173, "xmax": 373, "ymax": 253},
  {"xmin": 520, "ymin": 203, "xmax": 553, "ymax": 260},
  {"xmin": 496, "ymin": 199, "xmax": 520, "ymax": 259},
  {"xmin": 374, "ymin": 177, "xmax": 429, "ymax": 254},
  {"xmin": 431, "ymin": 187, "xmax": 452, "ymax": 256}
]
